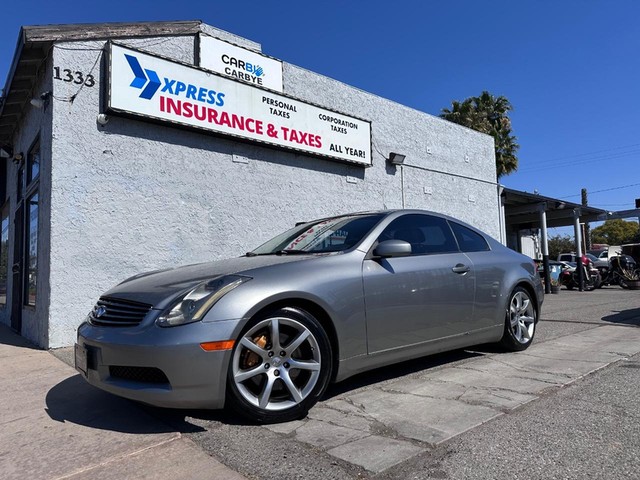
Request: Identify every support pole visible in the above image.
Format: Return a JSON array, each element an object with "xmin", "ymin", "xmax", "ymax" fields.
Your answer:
[
  {"xmin": 573, "ymin": 208, "xmax": 584, "ymax": 291},
  {"xmin": 539, "ymin": 204, "xmax": 551, "ymax": 294},
  {"xmin": 400, "ymin": 165, "xmax": 405, "ymax": 208},
  {"xmin": 581, "ymin": 188, "xmax": 591, "ymax": 250}
]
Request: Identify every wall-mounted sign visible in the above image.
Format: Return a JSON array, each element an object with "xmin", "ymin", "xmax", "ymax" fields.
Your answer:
[
  {"xmin": 107, "ymin": 43, "xmax": 372, "ymax": 166},
  {"xmin": 199, "ymin": 34, "xmax": 284, "ymax": 93}
]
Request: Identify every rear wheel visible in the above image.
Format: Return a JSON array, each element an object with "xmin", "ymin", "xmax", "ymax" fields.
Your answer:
[
  {"xmin": 500, "ymin": 287, "xmax": 537, "ymax": 351},
  {"xmin": 226, "ymin": 307, "xmax": 332, "ymax": 423}
]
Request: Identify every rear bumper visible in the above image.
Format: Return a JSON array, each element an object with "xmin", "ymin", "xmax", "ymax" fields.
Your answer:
[{"xmin": 76, "ymin": 317, "xmax": 242, "ymax": 409}]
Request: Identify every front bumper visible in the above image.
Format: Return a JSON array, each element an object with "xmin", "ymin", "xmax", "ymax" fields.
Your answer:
[{"xmin": 76, "ymin": 316, "xmax": 243, "ymax": 409}]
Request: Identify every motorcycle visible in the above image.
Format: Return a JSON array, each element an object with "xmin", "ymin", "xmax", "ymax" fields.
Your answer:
[
  {"xmin": 561, "ymin": 254, "xmax": 601, "ymax": 291},
  {"xmin": 599, "ymin": 255, "xmax": 639, "ymax": 289}
]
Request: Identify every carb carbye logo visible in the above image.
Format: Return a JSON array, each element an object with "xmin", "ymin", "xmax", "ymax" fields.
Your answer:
[
  {"xmin": 125, "ymin": 55, "xmax": 161, "ymax": 99},
  {"xmin": 221, "ymin": 54, "xmax": 264, "ymax": 77}
]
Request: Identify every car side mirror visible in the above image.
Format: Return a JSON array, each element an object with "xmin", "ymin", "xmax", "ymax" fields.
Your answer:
[{"xmin": 374, "ymin": 239, "xmax": 412, "ymax": 258}]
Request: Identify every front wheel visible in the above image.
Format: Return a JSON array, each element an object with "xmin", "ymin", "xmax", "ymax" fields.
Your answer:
[
  {"xmin": 500, "ymin": 287, "xmax": 537, "ymax": 351},
  {"xmin": 226, "ymin": 307, "xmax": 332, "ymax": 423}
]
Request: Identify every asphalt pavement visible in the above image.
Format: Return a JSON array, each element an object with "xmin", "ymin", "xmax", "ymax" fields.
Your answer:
[{"xmin": 1, "ymin": 286, "xmax": 639, "ymax": 479}]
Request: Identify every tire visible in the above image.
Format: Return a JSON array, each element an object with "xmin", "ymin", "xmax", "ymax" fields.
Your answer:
[
  {"xmin": 593, "ymin": 273, "xmax": 602, "ymax": 289},
  {"xmin": 226, "ymin": 307, "xmax": 332, "ymax": 423},
  {"xmin": 500, "ymin": 287, "xmax": 537, "ymax": 352}
]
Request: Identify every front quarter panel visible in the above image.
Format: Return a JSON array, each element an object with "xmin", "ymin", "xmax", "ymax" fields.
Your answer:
[{"xmin": 202, "ymin": 252, "xmax": 369, "ymax": 361}]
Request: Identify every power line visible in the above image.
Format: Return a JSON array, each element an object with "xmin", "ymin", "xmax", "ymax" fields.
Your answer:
[
  {"xmin": 521, "ymin": 142, "xmax": 640, "ymax": 168},
  {"xmin": 592, "ymin": 202, "xmax": 634, "ymax": 207},
  {"xmin": 560, "ymin": 182, "xmax": 640, "ymax": 199},
  {"xmin": 518, "ymin": 149, "xmax": 640, "ymax": 173}
]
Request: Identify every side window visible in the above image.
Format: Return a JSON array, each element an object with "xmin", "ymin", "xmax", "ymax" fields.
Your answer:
[
  {"xmin": 27, "ymin": 139, "xmax": 40, "ymax": 185},
  {"xmin": 0, "ymin": 202, "xmax": 8, "ymax": 306},
  {"xmin": 379, "ymin": 214, "xmax": 458, "ymax": 255},
  {"xmin": 23, "ymin": 137, "xmax": 40, "ymax": 306},
  {"xmin": 449, "ymin": 221, "xmax": 490, "ymax": 252}
]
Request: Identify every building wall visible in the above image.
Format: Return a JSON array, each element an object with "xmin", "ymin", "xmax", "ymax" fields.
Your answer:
[
  {"xmin": 283, "ymin": 62, "xmax": 499, "ymax": 235},
  {"xmin": 44, "ymin": 27, "xmax": 497, "ymax": 348},
  {"xmin": 0, "ymin": 58, "xmax": 53, "ymax": 348}
]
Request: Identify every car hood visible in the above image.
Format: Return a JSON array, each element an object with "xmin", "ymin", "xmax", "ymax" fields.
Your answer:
[{"xmin": 102, "ymin": 254, "xmax": 316, "ymax": 309}]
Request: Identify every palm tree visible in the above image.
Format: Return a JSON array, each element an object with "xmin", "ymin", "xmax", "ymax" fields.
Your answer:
[{"xmin": 441, "ymin": 91, "xmax": 519, "ymax": 179}]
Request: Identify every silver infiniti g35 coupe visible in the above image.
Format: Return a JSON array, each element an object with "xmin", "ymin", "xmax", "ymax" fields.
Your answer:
[{"xmin": 76, "ymin": 209, "xmax": 543, "ymax": 423}]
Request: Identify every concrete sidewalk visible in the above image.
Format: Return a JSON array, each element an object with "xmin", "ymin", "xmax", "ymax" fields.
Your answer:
[{"xmin": 0, "ymin": 324, "xmax": 245, "ymax": 480}]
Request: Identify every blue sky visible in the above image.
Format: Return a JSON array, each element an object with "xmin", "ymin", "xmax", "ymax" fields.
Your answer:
[{"xmin": 2, "ymin": 1, "xmax": 639, "ymax": 233}]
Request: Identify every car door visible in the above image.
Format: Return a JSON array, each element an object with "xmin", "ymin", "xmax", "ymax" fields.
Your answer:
[
  {"xmin": 362, "ymin": 213, "xmax": 476, "ymax": 354},
  {"xmin": 448, "ymin": 220, "xmax": 502, "ymax": 331}
]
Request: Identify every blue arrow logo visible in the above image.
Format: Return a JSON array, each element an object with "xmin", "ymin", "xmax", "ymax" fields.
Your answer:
[{"xmin": 125, "ymin": 54, "xmax": 161, "ymax": 100}]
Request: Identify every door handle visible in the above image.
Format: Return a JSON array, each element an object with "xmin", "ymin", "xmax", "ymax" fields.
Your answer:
[{"xmin": 452, "ymin": 263, "xmax": 470, "ymax": 274}]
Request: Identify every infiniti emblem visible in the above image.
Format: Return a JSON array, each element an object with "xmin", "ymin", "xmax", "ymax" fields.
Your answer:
[{"xmin": 95, "ymin": 306, "xmax": 107, "ymax": 318}]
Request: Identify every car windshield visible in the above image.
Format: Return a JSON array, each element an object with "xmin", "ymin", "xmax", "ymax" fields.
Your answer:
[{"xmin": 250, "ymin": 214, "xmax": 385, "ymax": 255}]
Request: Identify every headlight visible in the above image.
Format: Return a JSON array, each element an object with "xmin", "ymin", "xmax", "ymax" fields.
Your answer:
[{"xmin": 157, "ymin": 275, "xmax": 251, "ymax": 327}]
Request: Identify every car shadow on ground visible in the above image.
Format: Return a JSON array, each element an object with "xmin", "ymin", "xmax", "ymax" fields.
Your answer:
[
  {"xmin": 45, "ymin": 347, "xmax": 492, "ymax": 431},
  {"xmin": 45, "ymin": 374, "xmax": 209, "ymax": 433},
  {"xmin": 323, "ymin": 348, "xmax": 485, "ymax": 399},
  {"xmin": 601, "ymin": 307, "xmax": 640, "ymax": 326}
]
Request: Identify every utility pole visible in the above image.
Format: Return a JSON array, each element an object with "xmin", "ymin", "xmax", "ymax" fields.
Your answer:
[
  {"xmin": 581, "ymin": 188, "xmax": 591, "ymax": 250},
  {"xmin": 573, "ymin": 208, "xmax": 584, "ymax": 291}
]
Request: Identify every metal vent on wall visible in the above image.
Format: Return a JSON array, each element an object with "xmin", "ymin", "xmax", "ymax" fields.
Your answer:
[{"xmin": 89, "ymin": 297, "xmax": 152, "ymax": 327}]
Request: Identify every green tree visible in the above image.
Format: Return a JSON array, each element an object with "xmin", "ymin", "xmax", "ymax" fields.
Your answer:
[
  {"xmin": 440, "ymin": 91, "xmax": 519, "ymax": 179},
  {"xmin": 548, "ymin": 234, "xmax": 576, "ymax": 260},
  {"xmin": 591, "ymin": 219, "xmax": 639, "ymax": 245}
]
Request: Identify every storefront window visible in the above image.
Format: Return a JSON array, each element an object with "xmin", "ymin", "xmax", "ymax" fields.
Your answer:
[
  {"xmin": 27, "ymin": 140, "xmax": 40, "ymax": 184},
  {"xmin": 25, "ymin": 193, "xmax": 38, "ymax": 306},
  {"xmin": 17, "ymin": 164, "xmax": 24, "ymax": 200},
  {"xmin": 0, "ymin": 202, "xmax": 8, "ymax": 306}
]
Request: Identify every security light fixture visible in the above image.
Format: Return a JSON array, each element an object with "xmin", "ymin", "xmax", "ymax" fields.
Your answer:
[
  {"xmin": 0, "ymin": 147, "xmax": 12, "ymax": 159},
  {"xmin": 12, "ymin": 152, "xmax": 24, "ymax": 165},
  {"xmin": 388, "ymin": 152, "xmax": 406, "ymax": 165},
  {"xmin": 30, "ymin": 91, "xmax": 52, "ymax": 109}
]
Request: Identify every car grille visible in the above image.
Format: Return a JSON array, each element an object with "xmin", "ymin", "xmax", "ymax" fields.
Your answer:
[
  {"xmin": 109, "ymin": 366, "xmax": 169, "ymax": 384},
  {"xmin": 89, "ymin": 297, "xmax": 153, "ymax": 327}
]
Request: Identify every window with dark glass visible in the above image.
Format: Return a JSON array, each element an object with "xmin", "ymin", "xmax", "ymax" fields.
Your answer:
[
  {"xmin": 17, "ymin": 163, "xmax": 24, "ymax": 199},
  {"xmin": 27, "ymin": 139, "xmax": 40, "ymax": 184},
  {"xmin": 379, "ymin": 214, "xmax": 459, "ymax": 255},
  {"xmin": 0, "ymin": 202, "xmax": 8, "ymax": 306},
  {"xmin": 25, "ymin": 193, "xmax": 38, "ymax": 306},
  {"xmin": 449, "ymin": 221, "xmax": 490, "ymax": 252}
]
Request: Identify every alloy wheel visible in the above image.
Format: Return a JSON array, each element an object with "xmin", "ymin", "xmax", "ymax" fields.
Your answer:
[
  {"xmin": 508, "ymin": 290, "xmax": 535, "ymax": 344},
  {"xmin": 232, "ymin": 316, "xmax": 321, "ymax": 411}
]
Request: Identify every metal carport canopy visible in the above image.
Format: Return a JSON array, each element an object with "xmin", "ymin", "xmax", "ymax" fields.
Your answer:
[{"xmin": 502, "ymin": 187, "xmax": 608, "ymax": 229}]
